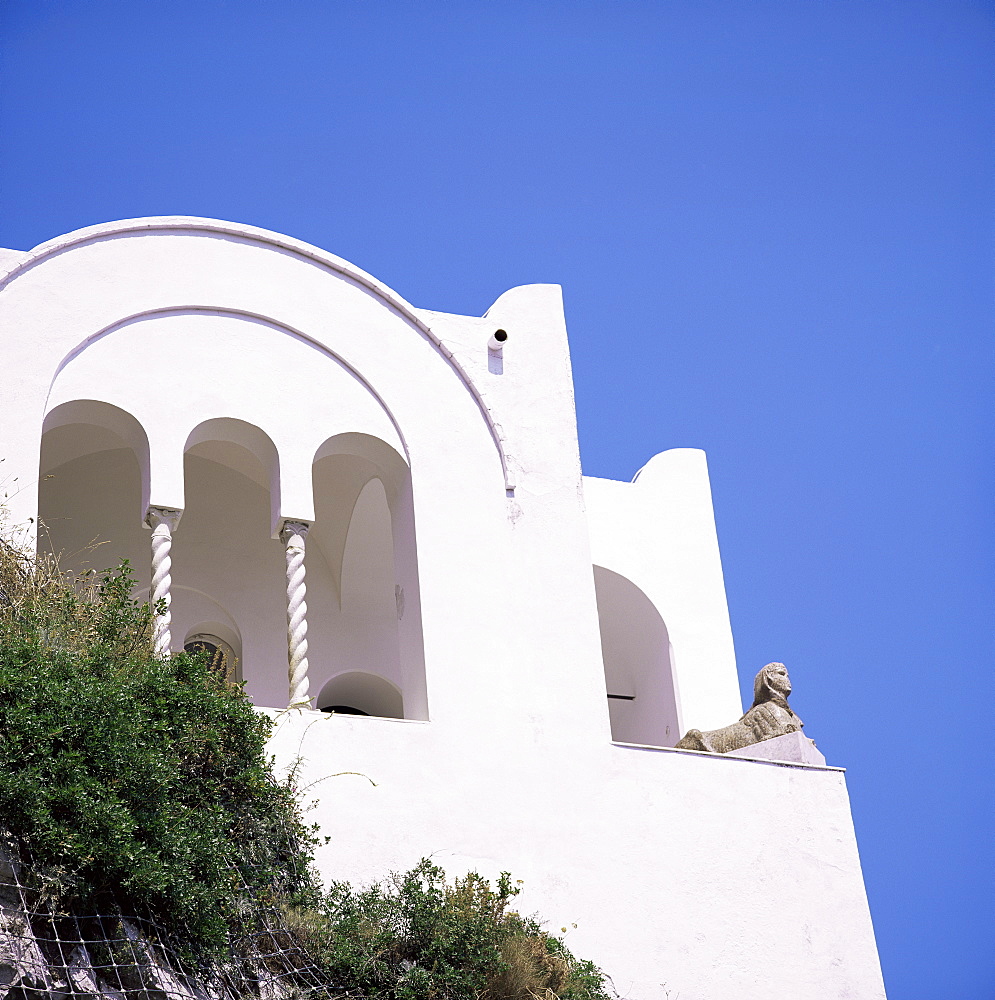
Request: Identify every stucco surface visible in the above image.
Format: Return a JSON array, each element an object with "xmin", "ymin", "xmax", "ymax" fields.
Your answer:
[
  {"xmin": 269, "ymin": 711, "xmax": 885, "ymax": 1000},
  {"xmin": 0, "ymin": 218, "xmax": 885, "ymax": 1000}
]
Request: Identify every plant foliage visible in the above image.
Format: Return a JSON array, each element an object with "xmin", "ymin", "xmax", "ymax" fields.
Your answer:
[
  {"xmin": 284, "ymin": 859, "xmax": 611, "ymax": 999},
  {"xmin": 0, "ymin": 540, "xmax": 320, "ymax": 954}
]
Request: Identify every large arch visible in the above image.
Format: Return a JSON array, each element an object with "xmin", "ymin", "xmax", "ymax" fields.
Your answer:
[
  {"xmin": 5, "ymin": 218, "xmax": 515, "ymax": 723},
  {"xmin": 594, "ymin": 565, "xmax": 680, "ymax": 747},
  {"xmin": 4, "ymin": 217, "xmax": 513, "ymax": 489}
]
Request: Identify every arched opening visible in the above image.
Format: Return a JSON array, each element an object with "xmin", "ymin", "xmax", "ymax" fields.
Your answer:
[
  {"xmin": 175, "ymin": 419, "xmax": 286, "ymax": 707},
  {"xmin": 183, "ymin": 618, "xmax": 242, "ymax": 684},
  {"xmin": 594, "ymin": 566, "xmax": 680, "ymax": 747},
  {"xmin": 308, "ymin": 433, "xmax": 427, "ymax": 720},
  {"xmin": 38, "ymin": 401, "xmax": 151, "ymax": 586},
  {"xmin": 185, "ymin": 418, "xmax": 282, "ymax": 534},
  {"xmin": 316, "ymin": 671, "xmax": 403, "ymax": 719}
]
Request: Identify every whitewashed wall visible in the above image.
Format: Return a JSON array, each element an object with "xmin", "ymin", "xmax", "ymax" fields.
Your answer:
[
  {"xmin": 0, "ymin": 219, "xmax": 886, "ymax": 1000},
  {"xmin": 270, "ymin": 711, "xmax": 885, "ymax": 1000}
]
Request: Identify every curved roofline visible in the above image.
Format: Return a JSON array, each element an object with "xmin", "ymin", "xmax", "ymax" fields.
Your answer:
[
  {"xmin": 6, "ymin": 216, "xmax": 514, "ymax": 489},
  {"xmin": 19, "ymin": 217, "xmax": 424, "ymax": 320}
]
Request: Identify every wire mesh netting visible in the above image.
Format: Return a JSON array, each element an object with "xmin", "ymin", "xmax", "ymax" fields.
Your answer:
[{"xmin": 0, "ymin": 839, "xmax": 349, "ymax": 1000}]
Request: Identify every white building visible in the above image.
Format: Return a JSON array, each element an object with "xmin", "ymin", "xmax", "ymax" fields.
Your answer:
[{"xmin": 0, "ymin": 218, "xmax": 886, "ymax": 1000}]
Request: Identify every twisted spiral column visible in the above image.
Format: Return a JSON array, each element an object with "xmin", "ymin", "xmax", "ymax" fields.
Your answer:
[
  {"xmin": 280, "ymin": 521, "xmax": 312, "ymax": 709},
  {"xmin": 145, "ymin": 507, "xmax": 181, "ymax": 658}
]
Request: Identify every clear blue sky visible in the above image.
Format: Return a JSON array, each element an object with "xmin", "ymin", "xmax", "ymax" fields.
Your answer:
[{"xmin": 2, "ymin": 2, "xmax": 991, "ymax": 997}]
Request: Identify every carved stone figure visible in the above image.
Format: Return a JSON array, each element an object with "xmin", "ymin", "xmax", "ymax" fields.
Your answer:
[{"xmin": 675, "ymin": 662, "xmax": 802, "ymax": 754}]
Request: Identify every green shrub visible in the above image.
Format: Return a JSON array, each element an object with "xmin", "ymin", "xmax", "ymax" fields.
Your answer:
[
  {"xmin": 0, "ymin": 542, "xmax": 320, "ymax": 955},
  {"xmin": 289, "ymin": 858, "xmax": 611, "ymax": 1000}
]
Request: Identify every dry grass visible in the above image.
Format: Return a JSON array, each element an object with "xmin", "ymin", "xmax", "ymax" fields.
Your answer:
[
  {"xmin": 482, "ymin": 930, "xmax": 574, "ymax": 999},
  {"xmin": 0, "ymin": 530, "xmax": 154, "ymax": 663},
  {"xmin": 277, "ymin": 861, "xmax": 612, "ymax": 1000}
]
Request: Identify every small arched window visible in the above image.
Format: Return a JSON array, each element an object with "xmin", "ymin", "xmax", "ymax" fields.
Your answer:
[
  {"xmin": 316, "ymin": 671, "xmax": 403, "ymax": 719},
  {"xmin": 184, "ymin": 632, "xmax": 238, "ymax": 683}
]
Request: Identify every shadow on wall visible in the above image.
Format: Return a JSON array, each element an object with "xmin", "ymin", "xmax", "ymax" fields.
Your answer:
[{"xmin": 594, "ymin": 566, "xmax": 680, "ymax": 747}]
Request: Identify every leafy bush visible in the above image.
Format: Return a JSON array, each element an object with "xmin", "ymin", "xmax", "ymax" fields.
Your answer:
[
  {"xmin": 285, "ymin": 859, "xmax": 611, "ymax": 1000},
  {"xmin": 0, "ymin": 540, "xmax": 320, "ymax": 954}
]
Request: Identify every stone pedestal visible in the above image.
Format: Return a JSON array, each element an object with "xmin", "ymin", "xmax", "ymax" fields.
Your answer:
[{"xmin": 726, "ymin": 730, "xmax": 828, "ymax": 766}]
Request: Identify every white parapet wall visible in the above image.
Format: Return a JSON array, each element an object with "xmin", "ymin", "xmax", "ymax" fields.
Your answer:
[{"xmin": 268, "ymin": 709, "xmax": 886, "ymax": 1000}]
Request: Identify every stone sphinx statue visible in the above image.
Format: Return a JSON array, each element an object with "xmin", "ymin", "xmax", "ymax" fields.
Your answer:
[{"xmin": 675, "ymin": 662, "xmax": 803, "ymax": 754}]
